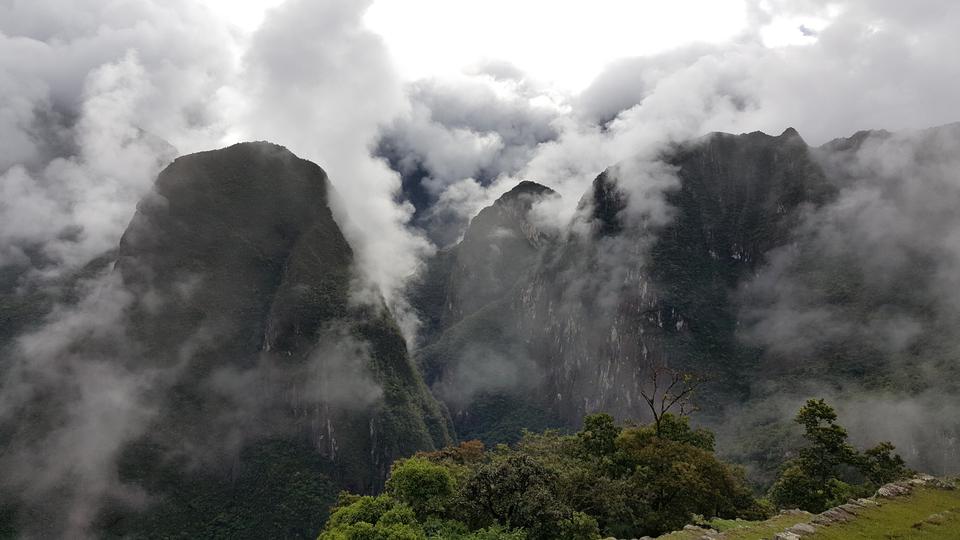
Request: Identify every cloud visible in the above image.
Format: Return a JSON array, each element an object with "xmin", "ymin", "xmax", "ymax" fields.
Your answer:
[
  {"xmin": 0, "ymin": 3, "xmax": 425, "ymax": 532},
  {"xmin": 0, "ymin": 4, "xmax": 243, "ymax": 533},
  {"xmin": 200, "ymin": 325, "xmax": 385, "ymax": 465},
  {"xmin": 0, "ymin": 0, "xmax": 237, "ymax": 274},
  {"xmin": 376, "ymin": 73, "xmax": 562, "ymax": 243},
  {"xmin": 0, "ymin": 269, "xmax": 157, "ymax": 536},
  {"xmin": 732, "ymin": 124, "xmax": 960, "ymax": 475},
  {"xmin": 237, "ymin": 0, "xmax": 433, "ymax": 338},
  {"xmin": 385, "ymin": 0, "xmax": 960, "ymax": 243},
  {"xmin": 376, "ymin": 2, "xmax": 960, "ymax": 474},
  {"xmin": 431, "ymin": 344, "xmax": 541, "ymax": 408}
]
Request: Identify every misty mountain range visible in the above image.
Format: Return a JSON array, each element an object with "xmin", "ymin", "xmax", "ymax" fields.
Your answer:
[
  {"xmin": 1, "ymin": 122, "xmax": 959, "ymax": 537},
  {"xmin": 409, "ymin": 123, "xmax": 960, "ymax": 480}
]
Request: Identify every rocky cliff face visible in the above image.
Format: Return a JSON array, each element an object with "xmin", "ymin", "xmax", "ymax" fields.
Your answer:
[
  {"xmin": 412, "ymin": 124, "xmax": 960, "ymax": 478},
  {"xmin": 113, "ymin": 142, "xmax": 451, "ymax": 536},
  {"xmin": 410, "ymin": 181, "xmax": 557, "ymax": 345},
  {"xmin": 2, "ymin": 142, "xmax": 451, "ymax": 538},
  {"xmin": 409, "ymin": 181, "xmax": 562, "ymax": 441},
  {"xmin": 516, "ymin": 128, "xmax": 835, "ymax": 421},
  {"xmin": 412, "ymin": 128, "xmax": 837, "ymax": 439}
]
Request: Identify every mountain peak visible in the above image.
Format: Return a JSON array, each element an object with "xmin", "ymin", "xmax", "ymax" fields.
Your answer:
[
  {"xmin": 495, "ymin": 180, "xmax": 556, "ymax": 206},
  {"xmin": 780, "ymin": 126, "xmax": 800, "ymax": 138}
]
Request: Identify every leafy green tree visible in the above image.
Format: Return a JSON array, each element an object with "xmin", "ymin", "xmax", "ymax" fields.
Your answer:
[
  {"xmin": 861, "ymin": 441, "xmax": 909, "ymax": 485},
  {"xmin": 462, "ymin": 454, "xmax": 599, "ymax": 540},
  {"xmin": 577, "ymin": 413, "xmax": 620, "ymax": 457},
  {"xmin": 324, "ymin": 493, "xmax": 396, "ymax": 529},
  {"xmin": 514, "ymin": 428, "xmax": 638, "ymax": 537},
  {"xmin": 770, "ymin": 399, "xmax": 907, "ymax": 512},
  {"xmin": 321, "ymin": 411, "xmax": 759, "ymax": 540},
  {"xmin": 319, "ymin": 494, "xmax": 426, "ymax": 540},
  {"xmin": 616, "ymin": 413, "xmax": 715, "ymax": 452},
  {"xmin": 770, "ymin": 399, "xmax": 860, "ymax": 512},
  {"xmin": 459, "ymin": 526, "xmax": 527, "ymax": 540},
  {"xmin": 769, "ymin": 463, "xmax": 832, "ymax": 512},
  {"xmin": 422, "ymin": 519, "xmax": 528, "ymax": 540},
  {"xmin": 794, "ymin": 399, "xmax": 859, "ymax": 486},
  {"xmin": 617, "ymin": 435, "xmax": 756, "ymax": 534},
  {"xmin": 387, "ymin": 457, "xmax": 456, "ymax": 520}
]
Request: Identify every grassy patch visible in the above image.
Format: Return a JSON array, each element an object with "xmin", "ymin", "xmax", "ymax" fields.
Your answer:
[
  {"xmin": 808, "ymin": 486, "xmax": 960, "ymax": 540},
  {"xmin": 719, "ymin": 513, "xmax": 814, "ymax": 539},
  {"xmin": 656, "ymin": 484, "xmax": 960, "ymax": 540}
]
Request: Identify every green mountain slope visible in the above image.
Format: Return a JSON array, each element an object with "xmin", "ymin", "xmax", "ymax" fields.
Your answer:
[{"xmin": 1, "ymin": 142, "xmax": 451, "ymax": 538}]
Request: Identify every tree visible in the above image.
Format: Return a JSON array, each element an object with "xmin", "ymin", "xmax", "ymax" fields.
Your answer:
[
  {"xmin": 638, "ymin": 363, "xmax": 704, "ymax": 436},
  {"xmin": 322, "ymin": 412, "xmax": 761, "ymax": 540},
  {"xmin": 652, "ymin": 413, "xmax": 715, "ymax": 451},
  {"xmin": 577, "ymin": 413, "xmax": 621, "ymax": 457},
  {"xmin": 616, "ymin": 430, "xmax": 756, "ymax": 534},
  {"xmin": 861, "ymin": 441, "xmax": 909, "ymax": 485},
  {"xmin": 769, "ymin": 463, "xmax": 831, "ymax": 512},
  {"xmin": 770, "ymin": 398, "xmax": 908, "ymax": 512},
  {"xmin": 794, "ymin": 399, "xmax": 859, "ymax": 487},
  {"xmin": 462, "ymin": 454, "xmax": 598, "ymax": 540},
  {"xmin": 319, "ymin": 494, "xmax": 426, "ymax": 540},
  {"xmin": 387, "ymin": 457, "xmax": 456, "ymax": 520}
]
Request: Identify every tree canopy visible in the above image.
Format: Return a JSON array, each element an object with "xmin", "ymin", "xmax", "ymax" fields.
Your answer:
[
  {"xmin": 318, "ymin": 412, "xmax": 763, "ymax": 539},
  {"xmin": 770, "ymin": 398, "xmax": 909, "ymax": 512}
]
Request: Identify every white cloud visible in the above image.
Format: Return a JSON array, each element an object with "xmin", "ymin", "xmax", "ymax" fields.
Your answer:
[{"xmin": 365, "ymin": 0, "xmax": 749, "ymax": 91}]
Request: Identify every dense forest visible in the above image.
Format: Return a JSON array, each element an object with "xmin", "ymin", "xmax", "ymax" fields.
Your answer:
[{"xmin": 317, "ymin": 398, "xmax": 908, "ymax": 539}]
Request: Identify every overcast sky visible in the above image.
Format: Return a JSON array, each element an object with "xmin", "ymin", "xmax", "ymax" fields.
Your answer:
[
  {"xmin": 2, "ymin": 0, "xmax": 959, "ymax": 297},
  {"xmin": 201, "ymin": 0, "xmax": 826, "ymax": 90}
]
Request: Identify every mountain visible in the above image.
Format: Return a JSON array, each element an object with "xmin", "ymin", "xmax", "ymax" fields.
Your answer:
[
  {"xmin": 0, "ymin": 142, "xmax": 451, "ymax": 538},
  {"xmin": 409, "ymin": 181, "xmax": 564, "ymax": 442},
  {"xmin": 3, "ymin": 124, "xmax": 959, "ymax": 537},
  {"xmin": 410, "ymin": 181, "xmax": 557, "ymax": 344},
  {"xmin": 409, "ymin": 125, "xmax": 960, "ymax": 479},
  {"xmin": 410, "ymin": 129, "xmax": 832, "ymax": 439}
]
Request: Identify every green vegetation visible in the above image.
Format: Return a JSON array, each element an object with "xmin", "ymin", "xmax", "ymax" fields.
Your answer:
[
  {"xmin": 808, "ymin": 485, "xmax": 960, "ymax": 539},
  {"xmin": 318, "ymin": 412, "xmax": 765, "ymax": 539},
  {"xmin": 656, "ymin": 512, "xmax": 813, "ymax": 540},
  {"xmin": 769, "ymin": 399, "xmax": 909, "ymax": 512},
  {"xmin": 100, "ymin": 439, "xmax": 340, "ymax": 539},
  {"xmin": 705, "ymin": 513, "xmax": 812, "ymax": 540},
  {"xmin": 316, "ymin": 398, "xmax": 921, "ymax": 539},
  {"xmin": 658, "ymin": 482, "xmax": 960, "ymax": 540}
]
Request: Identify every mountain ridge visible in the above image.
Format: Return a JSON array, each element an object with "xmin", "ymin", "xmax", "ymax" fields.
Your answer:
[{"xmin": 408, "ymin": 123, "xmax": 960, "ymax": 483}]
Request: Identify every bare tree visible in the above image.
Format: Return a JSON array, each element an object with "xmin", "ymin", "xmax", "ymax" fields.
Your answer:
[{"xmin": 638, "ymin": 363, "xmax": 705, "ymax": 435}]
